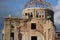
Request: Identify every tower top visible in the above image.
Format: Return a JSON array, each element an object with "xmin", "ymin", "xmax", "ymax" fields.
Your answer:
[{"xmin": 24, "ymin": 0, "xmax": 53, "ymax": 10}]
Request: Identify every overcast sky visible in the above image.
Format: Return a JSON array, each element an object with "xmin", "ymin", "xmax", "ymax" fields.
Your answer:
[
  {"xmin": 54, "ymin": 0, "xmax": 60, "ymax": 32},
  {"xmin": 0, "ymin": 0, "xmax": 60, "ymax": 32}
]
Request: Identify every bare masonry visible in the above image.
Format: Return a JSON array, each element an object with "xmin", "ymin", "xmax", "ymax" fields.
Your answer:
[{"xmin": 2, "ymin": 0, "xmax": 56, "ymax": 40}]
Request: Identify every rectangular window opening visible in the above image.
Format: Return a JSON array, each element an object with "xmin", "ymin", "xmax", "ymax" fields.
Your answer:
[
  {"xmin": 25, "ymin": 13, "xmax": 28, "ymax": 16},
  {"xmin": 10, "ymin": 32, "xmax": 14, "ymax": 40},
  {"xmin": 31, "ymin": 23, "xmax": 36, "ymax": 29},
  {"xmin": 31, "ymin": 36, "xmax": 37, "ymax": 40}
]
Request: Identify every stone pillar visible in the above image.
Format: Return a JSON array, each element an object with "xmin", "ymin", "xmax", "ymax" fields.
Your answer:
[
  {"xmin": 14, "ymin": 22, "xmax": 18, "ymax": 40},
  {"xmin": 46, "ymin": 30, "xmax": 48, "ymax": 40},
  {"xmin": 33, "ymin": 9, "xmax": 35, "ymax": 18},
  {"xmin": 4, "ymin": 19, "xmax": 11, "ymax": 40}
]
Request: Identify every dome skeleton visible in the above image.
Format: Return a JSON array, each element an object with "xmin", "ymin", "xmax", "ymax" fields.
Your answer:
[{"xmin": 24, "ymin": 0, "xmax": 53, "ymax": 10}]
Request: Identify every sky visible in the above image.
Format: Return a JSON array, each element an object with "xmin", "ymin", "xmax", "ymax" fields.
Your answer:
[{"xmin": 0, "ymin": 0, "xmax": 60, "ymax": 31}]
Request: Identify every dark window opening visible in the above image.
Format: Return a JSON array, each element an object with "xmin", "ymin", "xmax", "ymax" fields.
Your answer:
[
  {"xmin": 10, "ymin": 33, "xmax": 14, "ymax": 40},
  {"xmin": 25, "ymin": 13, "xmax": 28, "ymax": 16},
  {"xmin": 36, "ymin": 12, "xmax": 39, "ymax": 18},
  {"xmin": 18, "ymin": 33, "xmax": 22, "ymax": 40},
  {"xmin": 31, "ymin": 14, "xmax": 33, "ymax": 17},
  {"xmin": 31, "ymin": 13, "xmax": 33, "ymax": 17},
  {"xmin": 36, "ymin": 15, "xmax": 38, "ymax": 18},
  {"xmin": 31, "ymin": 23, "xmax": 36, "ymax": 29},
  {"xmin": 39, "ymin": 15, "xmax": 41, "ymax": 18},
  {"xmin": 31, "ymin": 36, "xmax": 37, "ymax": 40}
]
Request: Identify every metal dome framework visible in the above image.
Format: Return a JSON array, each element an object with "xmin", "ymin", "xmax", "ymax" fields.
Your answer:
[{"xmin": 24, "ymin": 0, "xmax": 53, "ymax": 10}]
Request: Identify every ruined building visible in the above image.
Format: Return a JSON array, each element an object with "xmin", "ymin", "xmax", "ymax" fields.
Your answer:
[{"xmin": 2, "ymin": 0, "xmax": 56, "ymax": 40}]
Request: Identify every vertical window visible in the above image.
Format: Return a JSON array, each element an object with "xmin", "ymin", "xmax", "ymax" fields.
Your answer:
[
  {"xmin": 25, "ymin": 13, "xmax": 28, "ymax": 16},
  {"xmin": 31, "ymin": 13, "xmax": 33, "ymax": 17},
  {"xmin": 31, "ymin": 23, "xmax": 36, "ymax": 29},
  {"xmin": 31, "ymin": 14, "xmax": 33, "ymax": 17},
  {"xmin": 31, "ymin": 36, "xmax": 37, "ymax": 40},
  {"xmin": 10, "ymin": 33, "xmax": 14, "ymax": 40},
  {"xmin": 36, "ymin": 15, "xmax": 38, "ymax": 18},
  {"xmin": 36, "ymin": 11, "xmax": 39, "ymax": 18}
]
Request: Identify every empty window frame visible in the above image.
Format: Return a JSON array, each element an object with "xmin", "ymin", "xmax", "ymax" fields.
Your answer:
[
  {"xmin": 36, "ymin": 15, "xmax": 38, "ymax": 18},
  {"xmin": 10, "ymin": 33, "xmax": 14, "ymax": 40},
  {"xmin": 31, "ymin": 36, "xmax": 37, "ymax": 40},
  {"xmin": 31, "ymin": 23, "xmax": 36, "ymax": 29},
  {"xmin": 30, "ymin": 12, "xmax": 33, "ymax": 17},
  {"xmin": 25, "ymin": 13, "xmax": 28, "ymax": 16}
]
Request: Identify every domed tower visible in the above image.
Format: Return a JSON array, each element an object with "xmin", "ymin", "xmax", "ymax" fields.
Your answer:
[
  {"xmin": 22, "ymin": 0, "xmax": 56, "ymax": 40},
  {"xmin": 2, "ymin": 0, "xmax": 56, "ymax": 40},
  {"xmin": 22, "ymin": 0, "xmax": 54, "ymax": 21}
]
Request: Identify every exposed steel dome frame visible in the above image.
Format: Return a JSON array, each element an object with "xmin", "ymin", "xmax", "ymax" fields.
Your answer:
[{"xmin": 24, "ymin": 0, "xmax": 53, "ymax": 10}]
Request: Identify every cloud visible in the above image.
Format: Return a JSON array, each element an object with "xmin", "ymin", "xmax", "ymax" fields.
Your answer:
[
  {"xmin": 54, "ymin": 0, "xmax": 60, "ymax": 11},
  {"xmin": 54, "ymin": 0, "xmax": 60, "ymax": 31},
  {"xmin": 54, "ymin": 0, "xmax": 60, "ymax": 25},
  {"xmin": 54, "ymin": 12, "xmax": 60, "ymax": 24}
]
